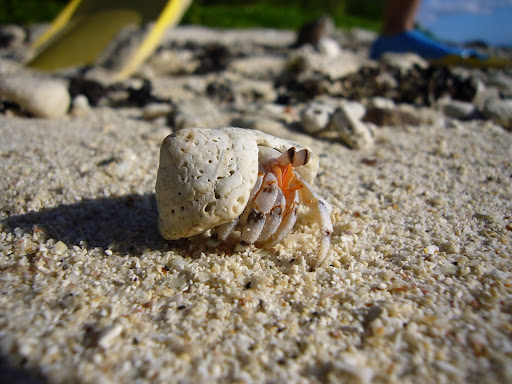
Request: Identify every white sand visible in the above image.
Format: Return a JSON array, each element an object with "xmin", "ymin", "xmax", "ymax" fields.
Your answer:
[{"xmin": 1, "ymin": 106, "xmax": 511, "ymax": 383}]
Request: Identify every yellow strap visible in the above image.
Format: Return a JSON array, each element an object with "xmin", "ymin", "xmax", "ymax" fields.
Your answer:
[
  {"xmin": 32, "ymin": 0, "xmax": 83, "ymax": 49},
  {"xmin": 117, "ymin": 0, "xmax": 191, "ymax": 79},
  {"xmin": 27, "ymin": 10, "xmax": 141, "ymax": 71},
  {"xmin": 27, "ymin": 0, "xmax": 191, "ymax": 77}
]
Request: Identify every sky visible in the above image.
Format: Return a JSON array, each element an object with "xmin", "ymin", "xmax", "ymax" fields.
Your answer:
[{"xmin": 418, "ymin": 0, "xmax": 512, "ymax": 46}]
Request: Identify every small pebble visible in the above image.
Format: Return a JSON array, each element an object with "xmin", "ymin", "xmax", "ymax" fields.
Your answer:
[
  {"xmin": 425, "ymin": 245, "xmax": 439, "ymax": 255},
  {"xmin": 54, "ymin": 241, "xmax": 68, "ymax": 254},
  {"xmin": 142, "ymin": 103, "xmax": 172, "ymax": 121},
  {"xmin": 329, "ymin": 105, "xmax": 374, "ymax": 150},
  {"xmin": 317, "ymin": 38, "xmax": 342, "ymax": 57},
  {"xmin": 0, "ymin": 76, "xmax": 70, "ymax": 118},
  {"xmin": 229, "ymin": 56, "xmax": 285, "ymax": 78},
  {"xmin": 70, "ymin": 94, "xmax": 91, "ymax": 116},
  {"xmin": 341, "ymin": 101, "xmax": 366, "ymax": 121},
  {"xmin": 301, "ymin": 102, "xmax": 335, "ymax": 134},
  {"xmin": 170, "ymin": 97, "xmax": 227, "ymax": 130},
  {"xmin": 440, "ymin": 99, "xmax": 478, "ymax": 120},
  {"xmin": 379, "ymin": 52, "xmax": 428, "ymax": 73},
  {"xmin": 98, "ymin": 323, "xmax": 123, "ymax": 349},
  {"xmin": 367, "ymin": 97, "xmax": 395, "ymax": 110},
  {"xmin": 482, "ymin": 98, "xmax": 512, "ymax": 130},
  {"xmin": 0, "ymin": 25, "xmax": 26, "ymax": 48},
  {"xmin": 290, "ymin": 50, "xmax": 365, "ymax": 79}
]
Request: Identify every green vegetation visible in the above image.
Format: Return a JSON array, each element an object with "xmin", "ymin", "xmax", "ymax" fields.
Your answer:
[
  {"xmin": 182, "ymin": 3, "xmax": 381, "ymax": 31},
  {"xmin": 0, "ymin": 0, "xmax": 65, "ymax": 24},
  {"xmin": 0, "ymin": 0, "xmax": 382, "ymax": 31}
]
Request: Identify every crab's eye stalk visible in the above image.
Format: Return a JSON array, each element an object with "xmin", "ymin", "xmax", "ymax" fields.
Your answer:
[
  {"xmin": 287, "ymin": 147, "xmax": 296, "ymax": 164},
  {"xmin": 294, "ymin": 148, "xmax": 310, "ymax": 167},
  {"xmin": 275, "ymin": 147, "xmax": 310, "ymax": 168}
]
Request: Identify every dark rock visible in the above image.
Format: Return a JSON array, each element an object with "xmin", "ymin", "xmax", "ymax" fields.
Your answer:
[
  {"xmin": 275, "ymin": 73, "xmax": 330, "ymax": 104},
  {"xmin": 195, "ymin": 43, "xmax": 233, "ymax": 74},
  {"xmin": 127, "ymin": 80, "xmax": 161, "ymax": 107},
  {"xmin": 0, "ymin": 100, "xmax": 22, "ymax": 115},
  {"xmin": 68, "ymin": 77, "xmax": 108, "ymax": 106},
  {"xmin": 339, "ymin": 64, "xmax": 477, "ymax": 106},
  {"xmin": 293, "ymin": 16, "xmax": 335, "ymax": 48},
  {"xmin": 206, "ymin": 80, "xmax": 235, "ymax": 105},
  {"xmin": 0, "ymin": 25, "xmax": 25, "ymax": 48}
]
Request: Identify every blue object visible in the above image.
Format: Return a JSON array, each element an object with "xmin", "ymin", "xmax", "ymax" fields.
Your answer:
[{"xmin": 370, "ymin": 30, "xmax": 487, "ymax": 60}]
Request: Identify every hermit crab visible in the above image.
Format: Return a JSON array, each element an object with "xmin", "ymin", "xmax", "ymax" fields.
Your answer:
[{"xmin": 156, "ymin": 127, "xmax": 333, "ymax": 269}]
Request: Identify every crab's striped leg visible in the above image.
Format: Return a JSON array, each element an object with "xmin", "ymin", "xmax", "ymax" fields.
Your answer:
[
  {"xmin": 257, "ymin": 188, "xmax": 286, "ymax": 244},
  {"xmin": 239, "ymin": 172, "xmax": 279, "ymax": 245},
  {"xmin": 259, "ymin": 190, "xmax": 300, "ymax": 248}
]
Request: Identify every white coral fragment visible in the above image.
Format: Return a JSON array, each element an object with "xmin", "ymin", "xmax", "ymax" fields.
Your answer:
[{"xmin": 156, "ymin": 128, "xmax": 258, "ymax": 239}]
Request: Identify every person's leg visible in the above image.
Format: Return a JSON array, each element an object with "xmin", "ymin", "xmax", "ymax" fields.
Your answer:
[
  {"xmin": 370, "ymin": 0, "xmax": 486, "ymax": 60},
  {"xmin": 381, "ymin": 0, "xmax": 421, "ymax": 36}
]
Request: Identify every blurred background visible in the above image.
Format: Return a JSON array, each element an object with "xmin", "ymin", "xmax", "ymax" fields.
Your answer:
[
  {"xmin": 0, "ymin": 0, "xmax": 511, "ymax": 47},
  {"xmin": 0, "ymin": 0, "xmax": 384, "ymax": 31}
]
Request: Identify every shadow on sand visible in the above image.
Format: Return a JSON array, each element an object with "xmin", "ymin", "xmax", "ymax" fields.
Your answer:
[
  {"xmin": 0, "ymin": 352, "xmax": 46, "ymax": 384},
  {"xmin": 3, "ymin": 193, "xmax": 173, "ymax": 256}
]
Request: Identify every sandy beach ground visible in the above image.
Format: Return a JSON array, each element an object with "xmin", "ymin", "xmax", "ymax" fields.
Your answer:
[{"xmin": 1, "ymin": 26, "xmax": 512, "ymax": 383}]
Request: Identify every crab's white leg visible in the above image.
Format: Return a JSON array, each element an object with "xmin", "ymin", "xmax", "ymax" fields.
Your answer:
[
  {"xmin": 298, "ymin": 179, "xmax": 333, "ymax": 269},
  {"xmin": 239, "ymin": 210, "xmax": 266, "ymax": 246},
  {"xmin": 257, "ymin": 187, "xmax": 285, "ymax": 244},
  {"xmin": 261, "ymin": 189, "xmax": 300, "ymax": 248},
  {"xmin": 212, "ymin": 217, "xmax": 239, "ymax": 242},
  {"xmin": 239, "ymin": 172, "xmax": 279, "ymax": 246},
  {"xmin": 252, "ymin": 172, "xmax": 279, "ymax": 213}
]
